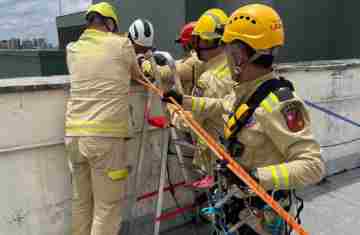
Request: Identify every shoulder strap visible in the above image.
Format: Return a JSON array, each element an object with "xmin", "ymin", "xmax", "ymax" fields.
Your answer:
[{"xmin": 224, "ymin": 77, "xmax": 294, "ymax": 140}]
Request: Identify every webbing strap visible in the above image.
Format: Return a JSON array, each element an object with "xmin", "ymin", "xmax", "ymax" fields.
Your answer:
[{"xmin": 225, "ymin": 78, "xmax": 294, "ymax": 140}]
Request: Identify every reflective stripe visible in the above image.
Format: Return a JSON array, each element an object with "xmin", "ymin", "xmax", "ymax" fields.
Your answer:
[
  {"xmin": 269, "ymin": 92, "xmax": 280, "ymax": 103},
  {"xmin": 279, "ymin": 164, "xmax": 290, "ymax": 189},
  {"xmin": 261, "ymin": 99, "xmax": 273, "ymax": 113},
  {"xmin": 66, "ymin": 127, "xmax": 127, "ymax": 135},
  {"xmin": 268, "ymin": 166, "xmax": 281, "ymax": 189},
  {"xmin": 261, "ymin": 92, "xmax": 280, "ymax": 113},
  {"xmin": 214, "ymin": 63, "xmax": 230, "ymax": 80},
  {"xmin": 66, "ymin": 120, "xmax": 127, "ymax": 129},
  {"xmin": 107, "ymin": 168, "xmax": 129, "ymax": 181},
  {"xmin": 192, "ymin": 98, "xmax": 197, "ymax": 112},
  {"xmin": 235, "ymin": 104, "xmax": 250, "ymax": 120},
  {"xmin": 224, "ymin": 126, "xmax": 232, "ymax": 139},
  {"xmin": 227, "ymin": 116, "xmax": 236, "ymax": 129},
  {"xmin": 192, "ymin": 97, "xmax": 206, "ymax": 112},
  {"xmin": 199, "ymin": 98, "xmax": 206, "ymax": 112},
  {"xmin": 66, "ymin": 120, "xmax": 128, "ymax": 136},
  {"xmin": 266, "ymin": 165, "xmax": 290, "ymax": 190}
]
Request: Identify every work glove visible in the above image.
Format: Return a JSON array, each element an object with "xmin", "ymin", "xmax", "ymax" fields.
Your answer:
[
  {"xmin": 162, "ymin": 89, "xmax": 183, "ymax": 105},
  {"xmin": 141, "ymin": 60, "xmax": 153, "ymax": 76}
]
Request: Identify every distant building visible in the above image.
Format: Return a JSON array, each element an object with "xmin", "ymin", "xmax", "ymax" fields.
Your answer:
[
  {"xmin": 0, "ymin": 40, "xmax": 9, "ymax": 49},
  {"xmin": 22, "ymin": 39, "xmax": 34, "ymax": 49},
  {"xmin": 9, "ymin": 38, "xmax": 21, "ymax": 49}
]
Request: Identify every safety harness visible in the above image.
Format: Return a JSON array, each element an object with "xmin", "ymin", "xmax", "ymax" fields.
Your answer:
[
  {"xmin": 222, "ymin": 77, "xmax": 295, "ymax": 157},
  {"xmin": 220, "ymin": 77, "xmax": 305, "ymax": 234}
]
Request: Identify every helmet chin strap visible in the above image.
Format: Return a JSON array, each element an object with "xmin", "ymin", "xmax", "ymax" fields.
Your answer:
[{"xmin": 231, "ymin": 47, "xmax": 279, "ymax": 81}]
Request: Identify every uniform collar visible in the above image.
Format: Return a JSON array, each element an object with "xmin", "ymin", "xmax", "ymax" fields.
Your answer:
[
  {"xmin": 80, "ymin": 28, "xmax": 110, "ymax": 39},
  {"xmin": 233, "ymin": 72, "xmax": 276, "ymax": 104}
]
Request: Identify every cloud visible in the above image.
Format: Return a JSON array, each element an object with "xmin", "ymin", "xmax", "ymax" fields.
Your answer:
[
  {"xmin": 0, "ymin": 0, "xmax": 91, "ymax": 46},
  {"xmin": 62, "ymin": 0, "xmax": 91, "ymax": 15}
]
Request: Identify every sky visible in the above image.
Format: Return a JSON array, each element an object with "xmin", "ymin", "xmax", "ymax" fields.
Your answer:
[{"xmin": 0, "ymin": 0, "xmax": 92, "ymax": 46}]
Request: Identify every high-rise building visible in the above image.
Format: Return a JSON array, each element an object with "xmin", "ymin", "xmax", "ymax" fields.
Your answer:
[{"xmin": 9, "ymin": 38, "xmax": 21, "ymax": 49}]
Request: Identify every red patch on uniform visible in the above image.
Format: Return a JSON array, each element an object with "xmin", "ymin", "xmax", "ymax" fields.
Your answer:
[{"xmin": 281, "ymin": 102, "xmax": 305, "ymax": 132}]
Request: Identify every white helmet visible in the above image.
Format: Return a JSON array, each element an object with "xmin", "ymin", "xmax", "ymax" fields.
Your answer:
[{"xmin": 128, "ymin": 18, "xmax": 154, "ymax": 48}]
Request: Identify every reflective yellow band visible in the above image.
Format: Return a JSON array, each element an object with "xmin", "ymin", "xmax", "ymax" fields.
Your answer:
[
  {"xmin": 107, "ymin": 169, "xmax": 129, "ymax": 181},
  {"xmin": 66, "ymin": 120, "xmax": 128, "ymax": 135},
  {"xmin": 224, "ymin": 126, "xmax": 232, "ymax": 139},
  {"xmin": 66, "ymin": 120, "xmax": 127, "ymax": 129},
  {"xmin": 261, "ymin": 100, "xmax": 273, "ymax": 113},
  {"xmin": 227, "ymin": 116, "xmax": 236, "ymax": 129},
  {"xmin": 235, "ymin": 104, "xmax": 250, "ymax": 120},
  {"xmin": 216, "ymin": 65, "xmax": 230, "ymax": 79},
  {"xmin": 66, "ymin": 127, "xmax": 126, "ymax": 135},
  {"xmin": 199, "ymin": 98, "xmax": 206, "ymax": 112},
  {"xmin": 269, "ymin": 166, "xmax": 281, "ymax": 190},
  {"xmin": 192, "ymin": 98, "xmax": 197, "ymax": 112},
  {"xmin": 266, "ymin": 165, "xmax": 290, "ymax": 190},
  {"xmin": 279, "ymin": 164, "xmax": 290, "ymax": 189},
  {"xmin": 269, "ymin": 92, "xmax": 280, "ymax": 103},
  {"xmin": 261, "ymin": 92, "xmax": 280, "ymax": 113}
]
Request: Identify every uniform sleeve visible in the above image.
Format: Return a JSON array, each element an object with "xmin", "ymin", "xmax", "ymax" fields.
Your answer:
[
  {"xmin": 256, "ymin": 98, "xmax": 326, "ymax": 190},
  {"xmin": 129, "ymin": 48, "xmax": 143, "ymax": 81},
  {"xmin": 157, "ymin": 56, "xmax": 197, "ymax": 83},
  {"xmin": 183, "ymin": 92, "xmax": 235, "ymax": 119}
]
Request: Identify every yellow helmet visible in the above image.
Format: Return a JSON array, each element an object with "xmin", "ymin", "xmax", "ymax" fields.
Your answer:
[
  {"xmin": 193, "ymin": 8, "xmax": 228, "ymax": 41},
  {"xmin": 86, "ymin": 2, "xmax": 119, "ymax": 28},
  {"xmin": 222, "ymin": 4, "xmax": 284, "ymax": 51}
]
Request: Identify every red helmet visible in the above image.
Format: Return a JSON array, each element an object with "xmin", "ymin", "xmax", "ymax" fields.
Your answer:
[{"xmin": 175, "ymin": 21, "xmax": 196, "ymax": 47}]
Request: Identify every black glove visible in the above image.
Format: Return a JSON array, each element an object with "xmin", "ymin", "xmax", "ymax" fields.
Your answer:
[
  {"xmin": 153, "ymin": 53, "xmax": 167, "ymax": 66},
  {"xmin": 162, "ymin": 89, "xmax": 183, "ymax": 105}
]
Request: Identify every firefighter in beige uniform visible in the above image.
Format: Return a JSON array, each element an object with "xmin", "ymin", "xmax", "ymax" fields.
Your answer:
[
  {"xmin": 156, "ymin": 21, "xmax": 203, "ymax": 95},
  {"xmin": 141, "ymin": 22, "xmax": 204, "ymax": 94},
  {"xmin": 190, "ymin": 53, "xmax": 235, "ymax": 175},
  {"xmin": 65, "ymin": 3, "xmax": 144, "ymax": 235},
  {"xmin": 175, "ymin": 9, "xmax": 236, "ymax": 175},
  {"xmin": 163, "ymin": 4, "xmax": 326, "ymax": 234}
]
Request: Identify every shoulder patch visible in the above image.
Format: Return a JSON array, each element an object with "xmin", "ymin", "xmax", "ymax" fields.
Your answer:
[
  {"xmin": 273, "ymin": 88, "xmax": 294, "ymax": 102},
  {"xmin": 281, "ymin": 101, "xmax": 305, "ymax": 132}
]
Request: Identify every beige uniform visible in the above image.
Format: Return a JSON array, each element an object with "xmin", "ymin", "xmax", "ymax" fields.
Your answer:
[
  {"xmin": 189, "ymin": 52, "xmax": 235, "ymax": 174},
  {"xmin": 183, "ymin": 72, "xmax": 326, "ymax": 190},
  {"xmin": 157, "ymin": 51, "xmax": 204, "ymax": 95},
  {"xmin": 66, "ymin": 29, "xmax": 142, "ymax": 235}
]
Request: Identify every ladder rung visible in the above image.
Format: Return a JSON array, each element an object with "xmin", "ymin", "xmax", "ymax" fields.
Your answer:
[{"xmin": 155, "ymin": 204, "xmax": 195, "ymax": 222}]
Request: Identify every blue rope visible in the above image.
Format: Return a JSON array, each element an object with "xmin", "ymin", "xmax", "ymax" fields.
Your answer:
[{"xmin": 304, "ymin": 100, "xmax": 360, "ymax": 128}]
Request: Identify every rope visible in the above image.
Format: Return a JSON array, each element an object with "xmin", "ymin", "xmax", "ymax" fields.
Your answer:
[
  {"xmin": 134, "ymin": 77, "xmax": 310, "ymax": 235},
  {"xmin": 305, "ymin": 100, "xmax": 360, "ymax": 128}
]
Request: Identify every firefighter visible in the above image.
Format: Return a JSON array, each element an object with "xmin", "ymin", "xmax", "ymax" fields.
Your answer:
[
  {"xmin": 141, "ymin": 21, "xmax": 204, "ymax": 95},
  {"xmin": 65, "ymin": 2, "xmax": 144, "ymax": 235},
  {"xmin": 186, "ymin": 8, "xmax": 236, "ymax": 177},
  {"xmin": 163, "ymin": 4, "xmax": 326, "ymax": 234}
]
